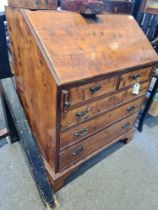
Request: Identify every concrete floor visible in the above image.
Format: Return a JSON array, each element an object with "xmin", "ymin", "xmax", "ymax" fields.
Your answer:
[{"xmin": 0, "ymin": 117, "xmax": 158, "ymax": 210}]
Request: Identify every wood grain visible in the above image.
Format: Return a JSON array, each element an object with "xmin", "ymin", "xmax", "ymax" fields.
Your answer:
[
  {"xmin": 6, "ymin": 7, "xmax": 158, "ymax": 190},
  {"xmin": 61, "ymin": 81, "xmax": 149, "ymax": 128},
  {"xmin": 24, "ymin": 10, "xmax": 158, "ymax": 85},
  {"xmin": 59, "ymin": 113, "xmax": 138, "ymax": 170},
  {"xmin": 8, "ymin": 0, "xmax": 57, "ymax": 9},
  {"xmin": 60, "ymin": 98, "xmax": 143, "ymax": 149},
  {"xmin": 119, "ymin": 66, "xmax": 152, "ymax": 88},
  {"xmin": 104, "ymin": 1, "xmax": 134, "ymax": 14},
  {"xmin": 61, "ymin": 0, "xmax": 104, "ymax": 14},
  {"xmin": 6, "ymin": 7, "xmax": 58, "ymax": 171},
  {"xmin": 62, "ymin": 76, "xmax": 118, "ymax": 108}
]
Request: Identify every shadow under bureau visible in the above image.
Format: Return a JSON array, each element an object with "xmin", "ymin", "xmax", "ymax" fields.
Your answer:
[{"xmin": 6, "ymin": 7, "xmax": 158, "ymax": 191}]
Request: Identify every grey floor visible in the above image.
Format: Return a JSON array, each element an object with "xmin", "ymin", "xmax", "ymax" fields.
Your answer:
[{"xmin": 0, "ymin": 117, "xmax": 158, "ymax": 210}]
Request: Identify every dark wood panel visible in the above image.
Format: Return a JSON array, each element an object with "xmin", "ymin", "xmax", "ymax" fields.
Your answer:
[
  {"xmin": 59, "ymin": 113, "xmax": 138, "ymax": 170},
  {"xmin": 61, "ymin": 0, "xmax": 104, "ymax": 14},
  {"xmin": 8, "ymin": 0, "xmax": 57, "ymax": 9},
  {"xmin": 104, "ymin": 1, "xmax": 134, "ymax": 14},
  {"xmin": 60, "ymin": 98, "xmax": 143, "ymax": 150}
]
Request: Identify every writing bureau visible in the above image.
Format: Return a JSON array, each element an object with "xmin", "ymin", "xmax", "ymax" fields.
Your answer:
[{"xmin": 6, "ymin": 7, "xmax": 158, "ymax": 191}]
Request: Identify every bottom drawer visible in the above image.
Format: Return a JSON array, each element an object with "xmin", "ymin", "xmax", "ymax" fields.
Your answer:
[{"xmin": 59, "ymin": 113, "xmax": 137, "ymax": 170}]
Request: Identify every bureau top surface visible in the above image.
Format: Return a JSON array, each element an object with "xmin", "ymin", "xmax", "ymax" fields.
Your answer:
[{"xmin": 24, "ymin": 10, "xmax": 158, "ymax": 85}]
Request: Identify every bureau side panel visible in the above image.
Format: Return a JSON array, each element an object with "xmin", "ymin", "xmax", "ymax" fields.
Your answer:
[{"xmin": 6, "ymin": 7, "xmax": 58, "ymax": 172}]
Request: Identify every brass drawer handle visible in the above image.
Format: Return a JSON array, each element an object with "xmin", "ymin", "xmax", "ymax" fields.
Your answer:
[
  {"xmin": 89, "ymin": 85, "xmax": 101, "ymax": 94},
  {"xmin": 62, "ymin": 90, "xmax": 71, "ymax": 112},
  {"xmin": 76, "ymin": 108, "xmax": 91, "ymax": 120},
  {"xmin": 73, "ymin": 128, "xmax": 88, "ymax": 137},
  {"xmin": 127, "ymin": 105, "xmax": 136, "ymax": 113},
  {"xmin": 131, "ymin": 74, "xmax": 141, "ymax": 80},
  {"xmin": 122, "ymin": 123, "xmax": 130, "ymax": 129},
  {"xmin": 72, "ymin": 146, "xmax": 85, "ymax": 156}
]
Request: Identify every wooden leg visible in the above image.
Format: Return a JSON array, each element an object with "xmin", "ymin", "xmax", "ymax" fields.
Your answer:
[
  {"xmin": 122, "ymin": 131, "xmax": 135, "ymax": 144},
  {"xmin": 48, "ymin": 166, "xmax": 80, "ymax": 192},
  {"xmin": 49, "ymin": 175, "xmax": 67, "ymax": 192},
  {"xmin": 123, "ymin": 136, "xmax": 133, "ymax": 144}
]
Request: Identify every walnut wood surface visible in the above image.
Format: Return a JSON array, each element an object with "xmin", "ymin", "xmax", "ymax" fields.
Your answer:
[
  {"xmin": 6, "ymin": 7, "xmax": 158, "ymax": 191},
  {"xmin": 59, "ymin": 113, "xmax": 138, "ymax": 170},
  {"xmin": 63, "ymin": 76, "xmax": 118, "ymax": 107},
  {"xmin": 6, "ymin": 7, "xmax": 58, "ymax": 171},
  {"xmin": 61, "ymin": 81, "xmax": 149, "ymax": 128},
  {"xmin": 60, "ymin": 97, "xmax": 143, "ymax": 150},
  {"xmin": 8, "ymin": 0, "xmax": 57, "ymax": 9},
  {"xmin": 24, "ymin": 10, "xmax": 158, "ymax": 85},
  {"xmin": 119, "ymin": 66, "xmax": 152, "ymax": 89}
]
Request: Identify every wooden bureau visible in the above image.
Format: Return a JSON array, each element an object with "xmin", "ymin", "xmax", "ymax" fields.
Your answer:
[{"xmin": 6, "ymin": 7, "xmax": 158, "ymax": 191}]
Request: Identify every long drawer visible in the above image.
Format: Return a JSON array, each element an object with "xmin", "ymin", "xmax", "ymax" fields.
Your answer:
[
  {"xmin": 119, "ymin": 66, "xmax": 152, "ymax": 89},
  {"xmin": 60, "ymin": 97, "xmax": 143, "ymax": 150},
  {"xmin": 61, "ymin": 81, "xmax": 149, "ymax": 128},
  {"xmin": 59, "ymin": 113, "xmax": 137, "ymax": 170}
]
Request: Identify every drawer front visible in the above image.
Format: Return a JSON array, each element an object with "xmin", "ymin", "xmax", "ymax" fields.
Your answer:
[
  {"xmin": 104, "ymin": 1, "xmax": 133, "ymax": 14},
  {"xmin": 61, "ymin": 76, "xmax": 118, "ymax": 110},
  {"xmin": 119, "ymin": 67, "xmax": 152, "ymax": 89},
  {"xmin": 60, "ymin": 98, "xmax": 142, "ymax": 149},
  {"xmin": 61, "ymin": 81, "xmax": 149, "ymax": 129},
  {"xmin": 59, "ymin": 113, "xmax": 137, "ymax": 170}
]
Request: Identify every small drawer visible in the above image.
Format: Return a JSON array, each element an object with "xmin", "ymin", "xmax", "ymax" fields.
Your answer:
[
  {"xmin": 59, "ymin": 113, "xmax": 137, "ymax": 170},
  {"xmin": 60, "ymin": 98, "xmax": 143, "ymax": 149},
  {"xmin": 61, "ymin": 81, "xmax": 149, "ymax": 128},
  {"xmin": 61, "ymin": 76, "xmax": 118, "ymax": 111},
  {"xmin": 119, "ymin": 67, "xmax": 152, "ymax": 89}
]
